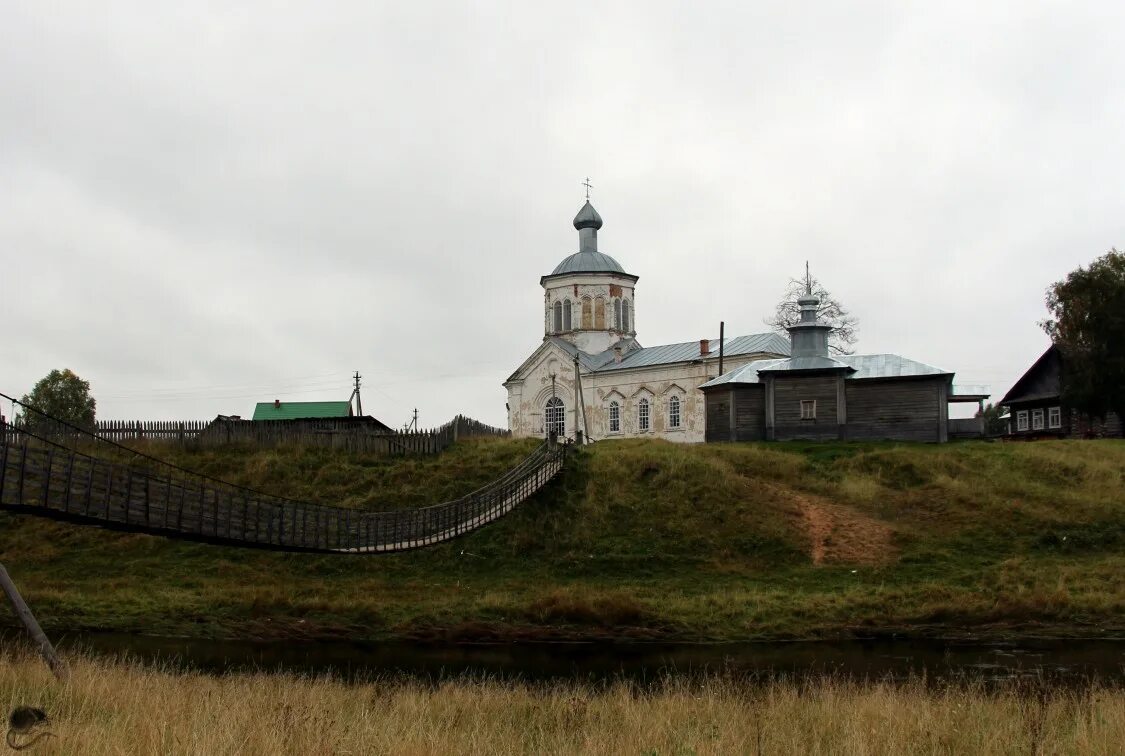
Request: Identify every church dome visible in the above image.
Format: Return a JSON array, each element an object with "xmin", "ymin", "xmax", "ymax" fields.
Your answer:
[
  {"xmin": 547, "ymin": 199, "xmax": 627, "ymax": 276},
  {"xmin": 551, "ymin": 250, "xmax": 627, "ymax": 275},
  {"xmin": 573, "ymin": 200, "xmax": 603, "ymax": 230}
]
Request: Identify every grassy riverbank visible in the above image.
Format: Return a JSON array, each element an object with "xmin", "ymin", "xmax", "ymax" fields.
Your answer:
[
  {"xmin": 2, "ymin": 438, "xmax": 1124, "ymax": 642},
  {"xmin": 4, "ymin": 651, "xmax": 1123, "ymax": 754}
]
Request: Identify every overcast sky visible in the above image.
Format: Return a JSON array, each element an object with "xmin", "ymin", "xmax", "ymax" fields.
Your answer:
[{"xmin": 2, "ymin": 1, "xmax": 1123, "ymax": 428}]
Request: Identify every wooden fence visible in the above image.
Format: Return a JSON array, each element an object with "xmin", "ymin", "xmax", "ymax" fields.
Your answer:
[
  {"xmin": 0, "ymin": 427, "xmax": 567, "ymax": 554},
  {"xmin": 0, "ymin": 414, "xmax": 509, "ymax": 457}
]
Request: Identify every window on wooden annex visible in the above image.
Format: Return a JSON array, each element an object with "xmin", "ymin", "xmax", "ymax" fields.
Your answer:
[
  {"xmin": 562, "ymin": 299, "xmax": 572, "ymax": 331},
  {"xmin": 545, "ymin": 397, "xmax": 565, "ymax": 437},
  {"xmin": 638, "ymin": 397, "xmax": 650, "ymax": 432},
  {"xmin": 1016, "ymin": 410, "xmax": 1029, "ymax": 431},
  {"xmin": 552, "ymin": 301, "xmax": 562, "ymax": 333},
  {"xmin": 1048, "ymin": 406, "xmax": 1062, "ymax": 429},
  {"xmin": 608, "ymin": 400, "xmax": 620, "ymax": 433},
  {"xmin": 1032, "ymin": 408, "xmax": 1044, "ymax": 431},
  {"xmin": 800, "ymin": 400, "xmax": 816, "ymax": 420},
  {"xmin": 668, "ymin": 395, "xmax": 681, "ymax": 429}
]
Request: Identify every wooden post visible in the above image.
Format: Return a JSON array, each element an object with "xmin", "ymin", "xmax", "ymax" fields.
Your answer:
[{"xmin": 0, "ymin": 562, "xmax": 69, "ymax": 681}]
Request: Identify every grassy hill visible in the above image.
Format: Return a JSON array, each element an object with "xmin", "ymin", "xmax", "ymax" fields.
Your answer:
[{"xmin": 2, "ymin": 437, "xmax": 1124, "ymax": 642}]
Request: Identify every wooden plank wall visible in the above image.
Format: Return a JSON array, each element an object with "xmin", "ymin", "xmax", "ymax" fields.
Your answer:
[
  {"xmin": 772, "ymin": 375, "xmax": 841, "ymax": 441},
  {"xmin": 845, "ymin": 379, "xmax": 942, "ymax": 442},
  {"xmin": 733, "ymin": 388, "xmax": 766, "ymax": 441}
]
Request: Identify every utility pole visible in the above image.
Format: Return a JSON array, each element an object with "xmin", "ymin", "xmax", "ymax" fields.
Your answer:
[
  {"xmin": 574, "ymin": 353, "xmax": 589, "ymax": 444},
  {"xmin": 351, "ymin": 371, "xmax": 363, "ymax": 416}
]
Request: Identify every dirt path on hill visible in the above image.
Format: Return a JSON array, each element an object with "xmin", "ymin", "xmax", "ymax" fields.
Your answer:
[{"xmin": 766, "ymin": 484, "xmax": 897, "ymax": 566}]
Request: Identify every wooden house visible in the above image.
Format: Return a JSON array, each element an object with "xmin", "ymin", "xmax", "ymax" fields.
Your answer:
[
  {"xmin": 998, "ymin": 345, "xmax": 1122, "ymax": 438},
  {"xmin": 700, "ymin": 285, "xmax": 985, "ymax": 443}
]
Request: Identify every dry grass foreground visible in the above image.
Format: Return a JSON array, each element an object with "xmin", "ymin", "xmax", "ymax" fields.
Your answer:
[{"xmin": 1, "ymin": 652, "xmax": 1123, "ymax": 755}]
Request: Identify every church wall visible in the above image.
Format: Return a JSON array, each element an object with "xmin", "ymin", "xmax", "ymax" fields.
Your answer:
[
  {"xmin": 771, "ymin": 374, "xmax": 842, "ymax": 441},
  {"xmin": 581, "ymin": 353, "xmax": 762, "ymax": 443},
  {"xmin": 543, "ymin": 273, "xmax": 637, "ymax": 355},
  {"xmin": 705, "ymin": 389, "xmax": 732, "ymax": 442},
  {"xmin": 734, "ymin": 387, "xmax": 767, "ymax": 441},
  {"xmin": 844, "ymin": 378, "xmax": 944, "ymax": 442},
  {"xmin": 703, "ymin": 385, "xmax": 767, "ymax": 441},
  {"xmin": 508, "ymin": 348, "xmax": 776, "ymax": 443},
  {"xmin": 505, "ymin": 350, "xmax": 581, "ymax": 440}
]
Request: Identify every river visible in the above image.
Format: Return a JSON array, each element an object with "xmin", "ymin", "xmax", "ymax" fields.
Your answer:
[{"xmin": 25, "ymin": 632, "xmax": 1125, "ymax": 685}]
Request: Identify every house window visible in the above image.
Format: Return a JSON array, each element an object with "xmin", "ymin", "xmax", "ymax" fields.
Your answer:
[
  {"xmin": 638, "ymin": 397, "xmax": 650, "ymax": 432},
  {"xmin": 552, "ymin": 301, "xmax": 562, "ymax": 333},
  {"xmin": 1016, "ymin": 410, "xmax": 1029, "ymax": 431},
  {"xmin": 608, "ymin": 401, "xmax": 620, "ymax": 433},
  {"xmin": 545, "ymin": 397, "xmax": 565, "ymax": 437},
  {"xmin": 1048, "ymin": 406, "xmax": 1061, "ymax": 429},
  {"xmin": 800, "ymin": 400, "xmax": 816, "ymax": 420},
  {"xmin": 669, "ymin": 395, "xmax": 681, "ymax": 429},
  {"xmin": 562, "ymin": 299, "xmax": 572, "ymax": 331},
  {"xmin": 1032, "ymin": 409, "xmax": 1044, "ymax": 431}
]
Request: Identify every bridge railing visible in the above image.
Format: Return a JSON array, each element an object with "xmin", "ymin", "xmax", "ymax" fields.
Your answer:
[{"xmin": 0, "ymin": 395, "xmax": 565, "ymax": 554}]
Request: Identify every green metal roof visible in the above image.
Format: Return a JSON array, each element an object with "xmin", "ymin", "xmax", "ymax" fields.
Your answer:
[{"xmin": 251, "ymin": 401, "xmax": 352, "ymax": 421}]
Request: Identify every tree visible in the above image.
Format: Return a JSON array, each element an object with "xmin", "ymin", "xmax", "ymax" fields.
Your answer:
[
  {"xmin": 975, "ymin": 402, "xmax": 1009, "ymax": 436},
  {"xmin": 18, "ymin": 369, "xmax": 97, "ymax": 433},
  {"xmin": 766, "ymin": 273, "xmax": 859, "ymax": 355},
  {"xmin": 1041, "ymin": 249, "xmax": 1125, "ymax": 423}
]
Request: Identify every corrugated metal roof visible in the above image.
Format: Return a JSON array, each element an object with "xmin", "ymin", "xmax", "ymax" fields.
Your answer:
[
  {"xmin": 252, "ymin": 401, "xmax": 352, "ymax": 421},
  {"xmin": 595, "ymin": 332, "xmax": 790, "ymax": 373},
  {"xmin": 550, "ymin": 250, "xmax": 628, "ymax": 275},
  {"xmin": 759, "ymin": 355, "xmax": 853, "ymax": 372},
  {"xmin": 700, "ymin": 353, "xmax": 951, "ymax": 389},
  {"xmin": 698, "ymin": 359, "xmax": 786, "ymax": 388},
  {"xmin": 843, "ymin": 354, "xmax": 949, "ymax": 380}
]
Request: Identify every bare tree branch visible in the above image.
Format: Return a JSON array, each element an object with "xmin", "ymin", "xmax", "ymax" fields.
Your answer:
[{"xmin": 764, "ymin": 275, "xmax": 860, "ymax": 355}]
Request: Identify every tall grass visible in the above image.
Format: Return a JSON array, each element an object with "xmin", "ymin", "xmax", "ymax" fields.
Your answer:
[{"xmin": 2, "ymin": 651, "xmax": 1122, "ymax": 755}]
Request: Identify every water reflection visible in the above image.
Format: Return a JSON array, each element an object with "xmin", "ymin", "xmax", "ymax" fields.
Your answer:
[{"xmin": 26, "ymin": 633, "xmax": 1125, "ymax": 686}]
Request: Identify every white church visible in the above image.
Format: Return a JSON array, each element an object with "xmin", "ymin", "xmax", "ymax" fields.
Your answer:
[{"xmin": 504, "ymin": 200, "xmax": 790, "ymax": 443}]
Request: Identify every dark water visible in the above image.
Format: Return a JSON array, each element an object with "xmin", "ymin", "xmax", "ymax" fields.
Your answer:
[{"xmin": 21, "ymin": 632, "xmax": 1125, "ymax": 685}]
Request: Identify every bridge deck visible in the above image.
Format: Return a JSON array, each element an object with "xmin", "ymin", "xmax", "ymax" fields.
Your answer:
[{"xmin": 0, "ymin": 436, "xmax": 566, "ymax": 554}]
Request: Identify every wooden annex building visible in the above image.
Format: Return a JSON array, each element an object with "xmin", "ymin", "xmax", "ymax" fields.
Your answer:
[
  {"xmin": 999, "ymin": 345, "xmax": 1123, "ymax": 438},
  {"xmin": 700, "ymin": 285, "xmax": 984, "ymax": 443}
]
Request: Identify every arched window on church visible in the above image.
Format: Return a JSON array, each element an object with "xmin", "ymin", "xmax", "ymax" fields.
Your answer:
[
  {"xmin": 581, "ymin": 297, "xmax": 593, "ymax": 329},
  {"xmin": 638, "ymin": 397, "xmax": 650, "ymax": 432},
  {"xmin": 608, "ymin": 400, "xmax": 620, "ymax": 433},
  {"xmin": 613, "ymin": 298, "xmax": 622, "ymax": 330},
  {"xmin": 622, "ymin": 300, "xmax": 631, "ymax": 333},
  {"xmin": 545, "ymin": 397, "xmax": 565, "ymax": 437},
  {"xmin": 553, "ymin": 301, "xmax": 562, "ymax": 333},
  {"xmin": 594, "ymin": 296, "xmax": 605, "ymax": 329},
  {"xmin": 668, "ymin": 395, "xmax": 682, "ymax": 429},
  {"xmin": 563, "ymin": 299, "xmax": 572, "ymax": 331}
]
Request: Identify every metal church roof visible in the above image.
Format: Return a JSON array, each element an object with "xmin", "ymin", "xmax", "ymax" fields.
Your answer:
[
  {"xmin": 550, "ymin": 250, "xmax": 628, "ymax": 275},
  {"xmin": 572, "ymin": 200, "xmax": 603, "ymax": 230},
  {"xmin": 700, "ymin": 353, "xmax": 951, "ymax": 389},
  {"xmin": 596, "ymin": 332, "xmax": 790, "ymax": 373}
]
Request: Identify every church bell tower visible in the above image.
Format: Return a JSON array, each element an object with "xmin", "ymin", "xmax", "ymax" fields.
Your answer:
[{"xmin": 540, "ymin": 199, "xmax": 640, "ymax": 355}]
